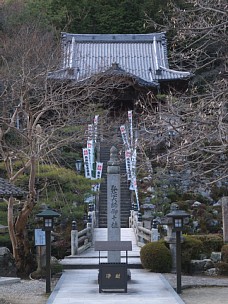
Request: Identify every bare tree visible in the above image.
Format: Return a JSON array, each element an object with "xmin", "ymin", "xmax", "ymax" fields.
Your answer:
[
  {"xmin": 0, "ymin": 1, "xmax": 139, "ymax": 275},
  {"xmin": 139, "ymin": 0, "xmax": 228, "ymax": 187}
]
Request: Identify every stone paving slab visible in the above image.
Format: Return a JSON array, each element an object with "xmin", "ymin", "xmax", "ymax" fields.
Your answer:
[
  {"xmin": 46, "ymin": 269, "xmax": 185, "ymax": 304},
  {"xmin": 0, "ymin": 277, "xmax": 20, "ymax": 285}
]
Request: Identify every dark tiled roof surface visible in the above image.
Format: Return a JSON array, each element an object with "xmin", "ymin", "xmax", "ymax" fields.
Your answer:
[
  {"xmin": 48, "ymin": 32, "xmax": 192, "ymax": 85},
  {"xmin": 0, "ymin": 178, "xmax": 26, "ymax": 198}
]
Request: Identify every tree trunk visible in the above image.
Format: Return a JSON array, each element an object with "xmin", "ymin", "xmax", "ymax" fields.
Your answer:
[{"xmin": 8, "ymin": 156, "xmax": 37, "ymax": 277}]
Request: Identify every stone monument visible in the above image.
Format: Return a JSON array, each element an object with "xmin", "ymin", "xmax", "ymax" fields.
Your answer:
[{"xmin": 107, "ymin": 146, "xmax": 121, "ymax": 263}]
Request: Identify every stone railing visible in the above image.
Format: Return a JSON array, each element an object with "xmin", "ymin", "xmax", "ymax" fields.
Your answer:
[
  {"xmin": 129, "ymin": 210, "xmax": 159, "ymax": 247},
  {"xmin": 71, "ymin": 210, "xmax": 96, "ymax": 255}
]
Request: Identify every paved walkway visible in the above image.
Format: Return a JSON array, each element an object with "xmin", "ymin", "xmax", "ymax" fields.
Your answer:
[
  {"xmin": 47, "ymin": 228, "xmax": 184, "ymax": 304},
  {"xmin": 46, "ymin": 269, "xmax": 185, "ymax": 304}
]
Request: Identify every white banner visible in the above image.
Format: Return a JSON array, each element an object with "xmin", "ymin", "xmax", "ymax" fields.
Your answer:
[
  {"xmin": 93, "ymin": 162, "xmax": 103, "ymax": 191},
  {"xmin": 130, "ymin": 176, "xmax": 140, "ymax": 209},
  {"xmin": 88, "ymin": 124, "xmax": 93, "ymax": 141},
  {"xmin": 128, "ymin": 110, "xmax": 133, "ymax": 149},
  {"xmin": 125, "ymin": 149, "xmax": 132, "ymax": 181},
  {"xmin": 94, "ymin": 115, "xmax": 99, "ymax": 142},
  {"xmin": 96, "ymin": 162, "xmax": 103, "ymax": 179},
  {"xmin": 120, "ymin": 125, "xmax": 129, "ymax": 149},
  {"xmin": 87, "ymin": 140, "xmax": 94, "ymax": 170},
  {"xmin": 83, "ymin": 148, "xmax": 91, "ymax": 178},
  {"xmin": 131, "ymin": 148, "xmax": 137, "ymax": 178}
]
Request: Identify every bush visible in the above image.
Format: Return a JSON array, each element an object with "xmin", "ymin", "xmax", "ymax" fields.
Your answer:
[
  {"xmin": 0, "ymin": 234, "xmax": 12, "ymax": 251},
  {"xmin": 194, "ymin": 234, "xmax": 223, "ymax": 257},
  {"xmin": 140, "ymin": 241, "xmax": 172, "ymax": 273},
  {"xmin": 181, "ymin": 235, "xmax": 203, "ymax": 273},
  {"xmin": 221, "ymin": 244, "xmax": 228, "ymax": 263},
  {"xmin": 216, "ymin": 262, "xmax": 228, "ymax": 275}
]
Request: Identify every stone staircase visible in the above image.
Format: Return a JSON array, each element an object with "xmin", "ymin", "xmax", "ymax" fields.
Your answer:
[{"xmin": 98, "ymin": 143, "xmax": 132, "ymax": 228}]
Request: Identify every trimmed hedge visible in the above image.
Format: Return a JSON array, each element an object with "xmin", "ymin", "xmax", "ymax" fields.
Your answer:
[
  {"xmin": 140, "ymin": 241, "xmax": 172, "ymax": 273},
  {"xmin": 193, "ymin": 234, "xmax": 223, "ymax": 257},
  {"xmin": 181, "ymin": 235, "xmax": 203, "ymax": 273}
]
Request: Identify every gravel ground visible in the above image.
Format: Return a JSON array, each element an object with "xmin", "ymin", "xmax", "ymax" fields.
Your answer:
[
  {"xmin": 0, "ymin": 274, "xmax": 228, "ymax": 304},
  {"xmin": 0, "ymin": 279, "xmax": 56, "ymax": 304},
  {"xmin": 163, "ymin": 273, "xmax": 228, "ymax": 304}
]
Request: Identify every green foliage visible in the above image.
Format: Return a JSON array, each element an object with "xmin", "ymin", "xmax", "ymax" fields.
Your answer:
[
  {"xmin": 140, "ymin": 241, "xmax": 172, "ymax": 273},
  {"xmin": 1, "ymin": 0, "xmax": 67, "ymax": 31},
  {"xmin": 0, "ymin": 234, "xmax": 12, "ymax": 249},
  {"xmin": 211, "ymin": 186, "xmax": 228, "ymax": 201},
  {"xmin": 6, "ymin": 0, "xmax": 172, "ymax": 34},
  {"xmin": 221, "ymin": 244, "xmax": 228, "ymax": 263},
  {"xmin": 181, "ymin": 235, "xmax": 203, "ymax": 273},
  {"xmin": 0, "ymin": 201, "xmax": 7, "ymax": 225},
  {"xmin": 194, "ymin": 234, "xmax": 224, "ymax": 258},
  {"xmin": 51, "ymin": 258, "xmax": 63, "ymax": 275}
]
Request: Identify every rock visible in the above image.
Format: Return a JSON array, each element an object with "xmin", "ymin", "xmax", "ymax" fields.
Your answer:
[
  {"xmin": 190, "ymin": 259, "xmax": 214, "ymax": 274},
  {"xmin": 204, "ymin": 268, "xmax": 218, "ymax": 276},
  {"xmin": 210, "ymin": 252, "xmax": 221, "ymax": 263},
  {"xmin": 204, "ymin": 259, "xmax": 214, "ymax": 270},
  {"xmin": 0, "ymin": 247, "xmax": 17, "ymax": 277},
  {"xmin": 192, "ymin": 201, "xmax": 201, "ymax": 207}
]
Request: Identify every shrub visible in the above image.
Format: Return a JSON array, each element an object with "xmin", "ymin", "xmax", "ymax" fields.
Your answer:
[
  {"xmin": 140, "ymin": 241, "xmax": 172, "ymax": 273},
  {"xmin": 216, "ymin": 262, "xmax": 228, "ymax": 275},
  {"xmin": 0, "ymin": 234, "xmax": 12, "ymax": 251},
  {"xmin": 181, "ymin": 235, "xmax": 203, "ymax": 273},
  {"xmin": 194, "ymin": 234, "xmax": 223, "ymax": 257},
  {"xmin": 221, "ymin": 244, "xmax": 228, "ymax": 263}
]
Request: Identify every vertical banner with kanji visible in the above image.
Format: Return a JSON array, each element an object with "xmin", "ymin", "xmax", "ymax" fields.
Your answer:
[
  {"xmin": 87, "ymin": 140, "xmax": 94, "ymax": 172},
  {"xmin": 128, "ymin": 110, "xmax": 133, "ymax": 149},
  {"xmin": 125, "ymin": 149, "xmax": 132, "ymax": 181},
  {"xmin": 87, "ymin": 124, "xmax": 93, "ymax": 141},
  {"xmin": 83, "ymin": 148, "xmax": 91, "ymax": 179},
  {"xmin": 131, "ymin": 148, "xmax": 137, "ymax": 179},
  {"xmin": 93, "ymin": 162, "xmax": 103, "ymax": 192},
  {"xmin": 120, "ymin": 125, "xmax": 129, "ymax": 149},
  {"xmin": 94, "ymin": 115, "xmax": 99, "ymax": 142}
]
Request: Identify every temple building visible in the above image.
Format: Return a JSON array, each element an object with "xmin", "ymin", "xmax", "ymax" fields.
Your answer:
[{"xmin": 48, "ymin": 32, "xmax": 192, "ymax": 113}]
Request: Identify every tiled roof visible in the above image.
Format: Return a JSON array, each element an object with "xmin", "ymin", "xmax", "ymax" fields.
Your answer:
[
  {"xmin": 48, "ymin": 32, "xmax": 192, "ymax": 86},
  {"xmin": 0, "ymin": 178, "xmax": 26, "ymax": 198}
]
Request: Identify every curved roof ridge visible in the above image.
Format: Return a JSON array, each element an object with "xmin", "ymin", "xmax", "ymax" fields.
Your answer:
[
  {"xmin": 159, "ymin": 66, "xmax": 192, "ymax": 75},
  {"xmin": 61, "ymin": 32, "xmax": 167, "ymax": 42}
]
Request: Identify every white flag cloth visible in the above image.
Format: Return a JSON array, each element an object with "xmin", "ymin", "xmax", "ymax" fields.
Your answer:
[
  {"xmin": 83, "ymin": 148, "xmax": 91, "ymax": 178},
  {"xmin": 94, "ymin": 115, "xmax": 99, "ymax": 142},
  {"xmin": 87, "ymin": 140, "xmax": 94, "ymax": 171},
  {"xmin": 93, "ymin": 162, "xmax": 103, "ymax": 191},
  {"xmin": 120, "ymin": 125, "xmax": 130, "ymax": 149},
  {"xmin": 125, "ymin": 149, "xmax": 132, "ymax": 181},
  {"xmin": 128, "ymin": 110, "xmax": 133, "ymax": 149},
  {"xmin": 87, "ymin": 124, "xmax": 93, "ymax": 141}
]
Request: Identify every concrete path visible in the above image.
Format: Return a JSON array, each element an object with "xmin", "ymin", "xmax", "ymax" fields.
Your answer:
[
  {"xmin": 46, "ymin": 269, "xmax": 185, "ymax": 304},
  {"xmin": 47, "ymin": 228, "xmax": 184, "ymax": 304}
]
